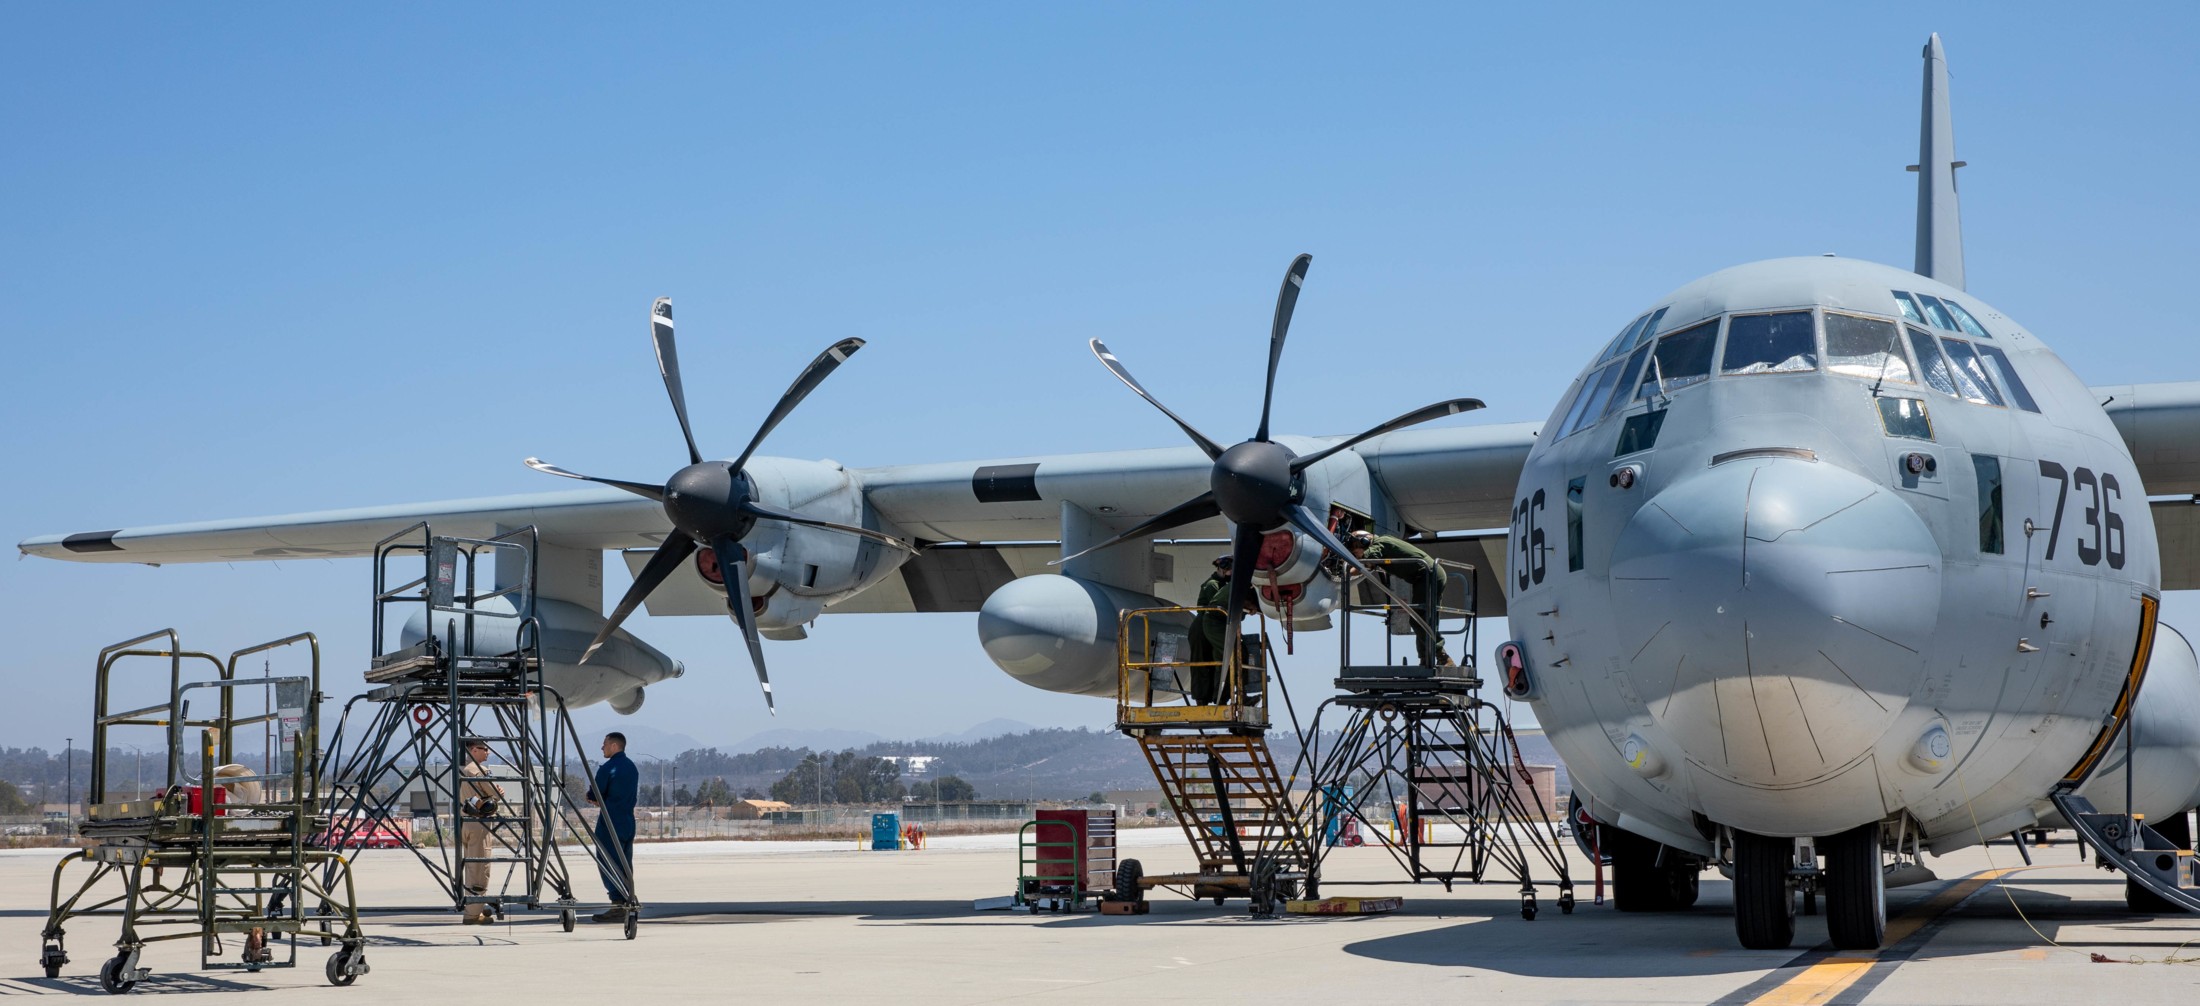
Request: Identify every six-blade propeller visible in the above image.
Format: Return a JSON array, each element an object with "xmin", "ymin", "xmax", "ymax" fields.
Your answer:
[
  {"xmin": 1053, "ymin": 254, "xmax": 1483, "ymax": 647},
  {"xmin": 525, "ymin": 297, "xmax": 915, "ymax": 714}
]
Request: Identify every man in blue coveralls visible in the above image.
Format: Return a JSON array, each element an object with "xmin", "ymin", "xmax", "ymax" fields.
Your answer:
[{"xmin": 587, "ymin": 731, "xmax": 638, "ymax": 922}]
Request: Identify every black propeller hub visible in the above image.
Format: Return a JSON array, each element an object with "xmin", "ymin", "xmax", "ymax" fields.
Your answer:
[
  {"xmin": 664, "ymin": 462, "xmax": 758, "ymax": 542},
  {"xmin": 1210, "ymin": 440, "xmax": 1298, "ymax": 530}
]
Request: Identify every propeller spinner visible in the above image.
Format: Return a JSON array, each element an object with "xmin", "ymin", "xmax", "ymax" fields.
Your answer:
[
  {"xmin": 525, "ymin": 297, "xmax": 914, "ymax": 714},
  {"xmin": 1054, "ymin": 254, "xmax": 1483, "ymax": 640}
]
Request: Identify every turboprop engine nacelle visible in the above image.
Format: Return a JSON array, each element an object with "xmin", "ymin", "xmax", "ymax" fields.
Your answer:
[
  {"xmin": 1251, "ymin": 528, "xmax": 1345, "ymax": 629},
  {"xmin": 978, "ymin": 574, "xmax": 1192, "ymax": 697},
  {"xmin": 683, "ymin": 455, "xmax": 911, "ymax": 639},
  {"xmin": 401, "ymin": 596, "xmax": 684, "ymax": 713}
]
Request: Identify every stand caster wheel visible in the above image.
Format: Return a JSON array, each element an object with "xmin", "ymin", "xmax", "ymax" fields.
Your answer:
[
  {"xmin": 561, "ymin": 909, "xmax": 576, "ymax": 932},
  {"xmin": 1558, "ymin": 887, "xmax": 1576, "ymax": 915},
  {"xmin": 1521, "ymin": 894, "xmax": 1538, "ymax": 921},
  {"xmin": 623, "ymin": 910, "xmax": 639, "ymax": 940},
  {"xmin": 99, "ymin": 955, "xmax": 139, "ymax": 995},
  {"xmin": 40, "ymin": 945, "xmax": 66, "ymax": 979},
  {"xmin": 325, "ymin": 944, "xmax": 366, "ymax": 987}
]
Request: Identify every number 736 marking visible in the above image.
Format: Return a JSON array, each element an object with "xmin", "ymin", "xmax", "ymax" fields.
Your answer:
[{"xmin": 2036, "ymin": 460, "xmax": 2124, "ymax": 569}]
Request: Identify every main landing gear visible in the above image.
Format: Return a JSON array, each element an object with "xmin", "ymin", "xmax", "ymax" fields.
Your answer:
[{"xmin": 1607, "ymin": 827, "xmax": 1701, "ymax": 912}]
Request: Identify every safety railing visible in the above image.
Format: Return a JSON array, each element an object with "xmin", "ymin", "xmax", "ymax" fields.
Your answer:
[{"xmin": 1116, "ymin": 606, "xmax": 1269, "ymax": 729}]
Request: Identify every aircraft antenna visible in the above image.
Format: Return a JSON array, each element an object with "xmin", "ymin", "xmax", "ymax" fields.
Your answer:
[{"xmin": 1910, "ymin": 33, "xmax": 1968, "ymax": 289}]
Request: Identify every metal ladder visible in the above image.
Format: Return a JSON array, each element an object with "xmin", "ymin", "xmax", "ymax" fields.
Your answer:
[
  {"xmin": 1138, "ymin": 732, "xmax": 1313, "ymax": 879},
  {"xmin": 317, "ymin": 523, "xmax": 638, "ymax": 936}
]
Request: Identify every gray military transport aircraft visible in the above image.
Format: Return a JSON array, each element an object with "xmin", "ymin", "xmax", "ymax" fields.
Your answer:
[{"xmin": 20, "ymin": 35, "xmax": 2200, "ymax": 951}]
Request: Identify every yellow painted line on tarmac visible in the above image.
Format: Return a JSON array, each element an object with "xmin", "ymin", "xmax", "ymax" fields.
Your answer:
[{"xmin": 1747, "ymin": 865, "xmax": 2037, "ymax": 1006}]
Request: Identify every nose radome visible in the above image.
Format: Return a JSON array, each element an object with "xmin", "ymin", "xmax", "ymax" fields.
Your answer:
[{"xmin": 1609, "ymin": 458, "xmax": 1938, "ymax": 788}]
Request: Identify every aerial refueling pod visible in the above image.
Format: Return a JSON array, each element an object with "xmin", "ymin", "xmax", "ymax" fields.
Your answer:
[
  {"xmin": 400, "ymin": 596, "xmax": 685, "ymax": 712},
  {"xmin": 978, "ymin": 574, "xmax": 1192, "ymax": 697}
]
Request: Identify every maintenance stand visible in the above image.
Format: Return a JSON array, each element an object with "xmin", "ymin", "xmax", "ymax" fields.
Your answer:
[
  {"xmin": 319, "ymin": 524, "xmax": 640, "ymax": 937},
  {"xmin": 1108, "ymin": 554, "xmax": 1573, "ymax": 920},
  {"xmin": 1292, "ymin": 556, "xmax": 1574, "ymax": 920},
  {"xmin": 41, "ymin": 630, "xmax": 369, "ymax": 994},
  {"xmin": 1109, "ymin": 609, "xmax": 1316, "ymax": 916}
]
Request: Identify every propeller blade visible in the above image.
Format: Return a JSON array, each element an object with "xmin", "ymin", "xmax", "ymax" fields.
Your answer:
[
  {"xmin": 579, "ymin": 536, "xmax": 697, "ymax": 664},
  {"xmin": 1089, "ymin": 339, "xmax": 1226, "ymax": 461},
  {"xmin": 741, "ymin": 500, "xmax": 917, "ymax": 554},
  {"xmin": 1283, "ymin": 505, "xmax": 1438, "ymax": 640},
  {"xmin": 713, "ymin": 537, "xmax": 775, "ymax": 715},
  {"xmin": 1287, "ymin": 398, "xmax": 1486, "ymax": 474},
  {"xmin": 649, "ymin": 298, "xmax": 705, "ymax": 466},
  {"xmin": 729, "ymin": 338, "xmax": 867, "ymax": 476},
  {"xmin": 1214, "ymin": 524, "xmax": 1267, "ymax": 703},
  {"xmin": 1255, "ymin": 253, "xmax": 1312, "ymax": 442},
  {"xmin": 523, "ymin": 458, "xmax": 667, "ymax": 502},
  {"xmin": 1046, "ymin": 492, "xmax": 1222, "ymax": 569},
  {"xmin": 1223, "ymin": 523, "xmax": 1265, "ymax": 631}
]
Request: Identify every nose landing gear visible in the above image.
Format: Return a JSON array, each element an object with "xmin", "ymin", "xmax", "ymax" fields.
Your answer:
[
  {"xmin": 1732, "ymin": 831, "xmax": 1799, "ymax": 949},
  {"xmin": 1822, "ymin": 823, "xmax": 1888, "ymax": 949}
]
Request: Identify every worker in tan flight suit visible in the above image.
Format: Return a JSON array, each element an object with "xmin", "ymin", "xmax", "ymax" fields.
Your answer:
[{"xmin": 458, "ymin": 738, "xmax": 502, "ymax": 924}]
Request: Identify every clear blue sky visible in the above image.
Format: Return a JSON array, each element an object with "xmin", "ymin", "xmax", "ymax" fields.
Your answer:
[{"xmin": 4, "ymin": 5, "xmax": 2196, "ymax": 753}]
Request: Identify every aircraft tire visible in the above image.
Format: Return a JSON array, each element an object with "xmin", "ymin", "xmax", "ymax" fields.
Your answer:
[
  {"xmin": 1607, "ymin": 827, "xmax": 1670, "ymax": 912},
  {"xmin": 1663, "ymin": 860, "xmax": 1701, "ymax": 909},
  {"xmin": 1822, "ymin": 823, "xmax": 1886, "ymax": 950},
  {"xmin": 2126, "ymin": 811, "xmax": 2192, "ymax": 914},
  {"xmin": 1732, "ymin": 830, "xmax": 1796, "ymax": 950}
]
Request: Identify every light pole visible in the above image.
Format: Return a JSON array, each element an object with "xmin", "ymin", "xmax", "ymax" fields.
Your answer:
[
  {"xmin": 128, "ymin": 746, "xmax": 147, "ymax": 800},
  {"xmin": 635, "ymin": 755, "xmax": 670, "ymax": 838},
  {"xmin": 65, "ymin": 738, "xmax": 73, "ymax": 830}
]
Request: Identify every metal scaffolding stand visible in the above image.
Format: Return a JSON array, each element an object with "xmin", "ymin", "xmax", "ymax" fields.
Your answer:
[
  {"xmin": 1109, "ymin": 610, "xmax": 1317, "ymax": 916},
  {"xmin": 1288, "ymin": 557, "xmax": 1575, "ymax": 920},
  {"xmin": 40, "ymin": 630, "xmax": 369, "ymax": 994},
  {"xmin": 318, "ymin": 523, "xmax": 639, "ymax": 938}
]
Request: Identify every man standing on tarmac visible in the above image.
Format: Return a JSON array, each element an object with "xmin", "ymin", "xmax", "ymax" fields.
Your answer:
[
  {"xmin": 1344, "ymin": 530, "xmax": 1450, "ymax": 666},
  {"xmin": 587, "ymin": 732, "xmax": 639, "ymax": 922},
  {"xmin": 1188, "ymin": 554, "xmax": 1237, "ymax": 705},
  {"xmin": 458, "ymin": 739, "xmax": 501, "ymax": 925}
]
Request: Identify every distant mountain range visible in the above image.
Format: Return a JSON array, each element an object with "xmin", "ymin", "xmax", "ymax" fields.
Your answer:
[{"xmin": 649, "ymin": 724, "xmax": 1568, "ymax": 804}]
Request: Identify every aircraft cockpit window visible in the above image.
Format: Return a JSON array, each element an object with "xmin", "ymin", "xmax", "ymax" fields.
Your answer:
[
  {"xmin": 1823, "ymin": 312, "xmax": 1912, "ymax": 384},
  {"xmin": 1560, "ymin": 360, "xmax": 1626, "ymax": 438},
  {"xmin": 1601, "ymin": 344, "xmax": 1654, "ymax": 420},
  {"xmin": 1974, "ymin": 344, "xmax": 2040, "ymax": 412},
  {"xmin": 1906, "ymin": 325, "xmax": 1960, "ymax": 396},
  {"xmin": 1596, "ymin": 314, "xmax": 1649, "ymax": 364},
  {"xmin": 1914, "ymin": 294, "xmax": 1960, "ymax": 332},
  {"xmin": 1631, "ymin": 307, "xmax": 1671, "ymax": 349},
  {"xmin": 1938, "ymin": 337, "xmax": 2006, "ymax": 406},
  {"xmin": 1876, "ymin": 397, "xmax": 1934, "ymax": 441},
  {"xmin": 1942, "ymin": 300, "xmax": 1992, "ymax": 339},
  {"xmin": 1636, "ymin": 318, "xmax": 1719, "ymax": 399},
  {"xmin": 1721, "ymin": 311, "xmax": 1818, "ymax": 375},
  {"xmin": 1891, "ymin": 291, "xmax": 1925, "ymax": 324},
  {"xmin": 1972, "ymin": 454, "xmax": 2005, "ymax": 554}
]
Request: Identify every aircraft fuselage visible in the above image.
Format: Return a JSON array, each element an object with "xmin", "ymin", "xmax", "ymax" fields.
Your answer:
[{"xmin": 1508, "ymin": 256, "xmax": 2160, "ymax": 854}]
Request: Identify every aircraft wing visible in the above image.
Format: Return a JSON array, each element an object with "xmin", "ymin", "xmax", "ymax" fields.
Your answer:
[
  {"xmin": 16, "ymin": 489, "xmax": 665, "ymax": 563},
  {"xmin": 17, "ymin": 422, "xmax": 1536, "ymax": 617}
]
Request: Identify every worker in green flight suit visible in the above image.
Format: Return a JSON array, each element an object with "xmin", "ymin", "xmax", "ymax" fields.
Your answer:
[
  {"xmin": 1344, "ymin": 530, "xmax": 1449, "ymax": 666},
  {"xmin": 1187, "ymin": 554, "xmax": 1236, "ymax": 704}
]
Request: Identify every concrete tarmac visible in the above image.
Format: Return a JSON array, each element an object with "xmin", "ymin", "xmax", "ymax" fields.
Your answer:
[{"xmin": 2, "ymin": 828, "xmax": 2195, "ymax": 1003}]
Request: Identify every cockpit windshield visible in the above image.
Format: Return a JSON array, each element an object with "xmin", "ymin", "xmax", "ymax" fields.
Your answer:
[
  {"xmin": 1823, "ymin": 313, "xmax": 1911, "ymax": 384},
  {"xmin": 1721, "ymin": 311, "xmax": 1817, "ymax": 375},
  {"xmin": 1635, "ymin": 319, "xmax": 1718, "ymax": 400}
]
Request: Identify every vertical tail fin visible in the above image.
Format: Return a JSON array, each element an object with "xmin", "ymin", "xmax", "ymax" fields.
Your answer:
[{"xmin": 1911, "ymin": 33, "xmax": 1967, "ymax": 289}]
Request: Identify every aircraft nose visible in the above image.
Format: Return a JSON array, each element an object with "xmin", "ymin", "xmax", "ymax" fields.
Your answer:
[{"xmin": 1609, "ymin": 457, "xmax": 1938, "ymax": 789}]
